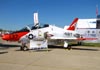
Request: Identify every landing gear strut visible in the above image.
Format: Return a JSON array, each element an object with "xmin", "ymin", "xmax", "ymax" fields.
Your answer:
[{"xmin": 64, "ymin": 41, "xmax": 72, "ymax": 50}]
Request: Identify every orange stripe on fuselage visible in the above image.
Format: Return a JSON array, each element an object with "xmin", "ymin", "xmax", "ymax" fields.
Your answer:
[{"xmin": 2, "ymin": 31, "xmax": 29, "ymax": 41}]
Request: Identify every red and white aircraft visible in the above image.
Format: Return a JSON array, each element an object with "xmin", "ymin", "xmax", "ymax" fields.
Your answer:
[
  {"xmin": 19, "ymin": 13, "xmax": 81, "ymax": 49},
  {"xmin": 2, "ymin": 13, "xmax": 97, "ymax": 50},
  {"xmin": 3, "ymin": 13, "xmax": 95, "ymax": 50}
]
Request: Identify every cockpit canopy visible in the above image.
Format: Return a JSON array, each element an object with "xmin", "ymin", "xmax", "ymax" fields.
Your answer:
[{"xmin": 30, "ymin": 24, "xmax": 49, "ymax": 30}]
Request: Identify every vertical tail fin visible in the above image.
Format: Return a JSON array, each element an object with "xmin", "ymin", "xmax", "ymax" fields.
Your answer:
[
  {"xmin": 34, "ymin": 12, "xmax": 39, "ymax": 26},
  {"xmin": 67, "ymin": 18, "xmax": 78, "ymax": 31}
]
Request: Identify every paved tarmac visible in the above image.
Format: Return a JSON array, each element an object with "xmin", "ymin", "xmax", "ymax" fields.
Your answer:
[{"xmin": 0, "ymin": 40, "xmax": 100, "ymax": 70}]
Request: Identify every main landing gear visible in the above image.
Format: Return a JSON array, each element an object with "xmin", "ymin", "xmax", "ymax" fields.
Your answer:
[{"xmin": 64, "ymin": 41, "xmax": 72, "ymax": 50}]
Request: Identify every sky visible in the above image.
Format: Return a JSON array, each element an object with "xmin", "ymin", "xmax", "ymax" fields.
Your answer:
[{"xmin": 0, "ymin": 0, "xmax": 100, "ymax": 30}]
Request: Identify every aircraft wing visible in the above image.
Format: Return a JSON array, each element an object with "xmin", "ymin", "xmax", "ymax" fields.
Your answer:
[{"xmin": 49, "ymin": 37, "xmax": 77, "ymax": 40}]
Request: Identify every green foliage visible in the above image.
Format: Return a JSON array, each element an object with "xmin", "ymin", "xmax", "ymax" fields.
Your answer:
[
  {"xmin": 82, "ymin": 43, "xmax": 100, "ymax": 47},
  {"xmin": 0, "ymin": 28, "xmax": 3, "ymax": 31}
]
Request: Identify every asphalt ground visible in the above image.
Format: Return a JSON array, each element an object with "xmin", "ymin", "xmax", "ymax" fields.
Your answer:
[{"xmin": 0, "ymin": 38, "xmax": 100, "ymax": 70}]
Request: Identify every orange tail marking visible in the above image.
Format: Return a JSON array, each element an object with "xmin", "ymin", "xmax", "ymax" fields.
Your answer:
[{"xmin": 67, "ymin": 18, "xmax": 78, "ymax": 31}]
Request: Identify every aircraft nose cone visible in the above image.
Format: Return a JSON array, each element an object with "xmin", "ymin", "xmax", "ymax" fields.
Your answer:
[{"xmin": 2, "ymin": 35, "xmax": 9, "ymax": 40}]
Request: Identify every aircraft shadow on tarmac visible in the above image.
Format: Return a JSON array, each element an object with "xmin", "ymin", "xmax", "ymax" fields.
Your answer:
[
  {"xmin": 0, "ymin": 43, "xmax": 99, "ymax": 52},
  {"xmin": 0, "ymin": 51, "xmax": 8, "ymax": 54},
  {"xmin": 48, "ymin": 45, "xmax": 99, "ymax": 51},
  {"xmin": 72, "ymin": 47, "xmax": 99, "ymax": 51},
  {"xmin": 15, "ymin": 49, "xmax": 51, "ymax": 52},
  {"xmin": 0, "ymin": 43, "xmax": 21, "ymax": 50}
]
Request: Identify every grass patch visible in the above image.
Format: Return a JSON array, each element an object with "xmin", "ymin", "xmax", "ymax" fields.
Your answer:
[{"xmin": 82, "ymin": 43, "xmax": 100, "ymax": 47}]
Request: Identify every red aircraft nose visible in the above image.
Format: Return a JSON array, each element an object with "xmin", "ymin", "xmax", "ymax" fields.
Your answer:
[{"xmin": 2, "ymin": 34, "xmax": 10, "ymax": 40}]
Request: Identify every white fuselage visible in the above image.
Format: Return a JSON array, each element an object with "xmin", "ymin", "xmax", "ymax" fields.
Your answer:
[{"xmin": 20, "ymin": 24, "xmax": 79, "ymax": 47}]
